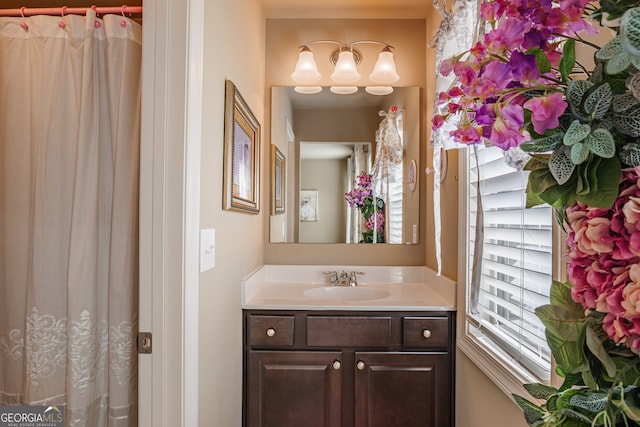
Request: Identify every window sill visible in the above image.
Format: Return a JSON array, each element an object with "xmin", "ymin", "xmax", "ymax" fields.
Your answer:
[{"xmin": 457, "ymin": 331, "xmax": 545, "ymax": 400}]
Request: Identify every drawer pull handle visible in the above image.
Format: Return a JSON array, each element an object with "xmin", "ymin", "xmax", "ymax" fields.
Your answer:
[
  {"xmin": 423, "ymin": 329, "xmax": 432, "ymax": 339},
  {"xmin": 356, "ymin": 361, "xmax": 366, "ymax": 371},
  {"xmin": 266, "ymin": 328, "xmax": 276, "ymax": 337},
  {"xmin": 333, "ymin": 360, "xmax": 341, "ymax": 370}
]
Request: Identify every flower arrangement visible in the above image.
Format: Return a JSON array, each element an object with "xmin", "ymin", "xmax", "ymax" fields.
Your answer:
[
  {"xmin": 432, "ymin": 0, "xmax": 640, "ymax": 424},
  {"xmin": 344, "ymin": 173, "xmax": 385, "ymax": 243}
]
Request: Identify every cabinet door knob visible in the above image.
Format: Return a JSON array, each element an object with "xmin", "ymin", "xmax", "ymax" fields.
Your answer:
[
  {"xmin": 333, "ymin": 360, "xmax": 341, "ymax": 370},
  {"xmin": 423, "ymin": 329, "xmax": 432, "ymax": 339},
  {"xmin": 356, "ymin": 361, "xmax": 366, "ymax": 371},
  {"xmin": 266, "ymin": 328, "xmax": 276, "ymax": 337}
]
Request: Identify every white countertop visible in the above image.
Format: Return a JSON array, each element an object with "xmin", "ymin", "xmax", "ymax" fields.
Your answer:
[{"xmin": 241, "ymin": 265, "xmax": 456, "ymax": 311}]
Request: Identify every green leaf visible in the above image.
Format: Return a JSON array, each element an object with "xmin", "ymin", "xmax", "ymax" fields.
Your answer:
[
  {"xmin": 536, "ymin": 304, "xmax": 585, "ymax": 341},
  {"xmin": 583, "ymin": 83, "xmax": 612, "ymax": 120},
  {"xmin": 584, "ymin": 128, "xmax": 616, "ymax": 159},
  {"xmin": 549, "ymin": 146, "xmax": 576, "ymax": 185},
  {"xmin": 568, "ymin": 390, "xmax": 609, "ymax": 413},
  {"xmin": 564, "ymin": 120, "xmax": 591, "ymax": 146},
  {"xmin": 512, "ymin": 394, "xmax": 546, "ymax": 426},
  {"xmin": 575, "ymin": 156, "xmax": 621, "ymax": 208},
  {"xmin": 613, "ymin": 387, "xmax": 640, "ymax": 421},
  {"xmin": 606, "ymin": 50, "xmax": 632, "ymax": 74},
  {"xmin": 585, "ymin": 326, "xmax": 617, "ymax": 378},
  {"xmin": 559, "ymin": 39, "xmax": 576, "ymax": 83},
  {"xmin": 567, "ymin": 80, "xmax": 593, "ymax": 119},
  {"xmin": 571, "ymin": 142, "xmax": 590, "ymax": 164},
  {"xmin": 545, "ymin": 329, "xmax": 586, "ymax": 374},
  {"xmin": 524, "ymin": 383, "xmax": 559, "ymax": 400},
  {"xmin": 614, "ymin": 104, "xmax": 640, "ymax": 137},
  {"xmin": 526, "ymin": 186, "xmax": 547, "ymax": 208},
  {"xmin": 549, "ymin": 281, "xmax": 580, "ymax": 308},
  {"xmin": 596, "ymin": 35, "xmax": 623, "ymax": 61},
  {"xmin": 621, "ymin": 7, "xmax": 640, "ymax": 57},
  {"xmin": 526, "ymin": 47, "xmax": 552, "ymax": 74},
  {"xmin": 520, "ymin": 133, "xmax": 563, "ymax": 153}
]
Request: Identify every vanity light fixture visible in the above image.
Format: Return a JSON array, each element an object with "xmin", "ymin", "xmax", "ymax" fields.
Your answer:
[{"xmin": 291, "ymin": 40, "xmax": 399, "ymax": 89}]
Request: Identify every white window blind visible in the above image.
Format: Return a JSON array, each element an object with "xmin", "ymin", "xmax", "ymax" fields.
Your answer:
[{"xmin": 466, "ymin": 145, "xmax": 553, "ymax": 381}]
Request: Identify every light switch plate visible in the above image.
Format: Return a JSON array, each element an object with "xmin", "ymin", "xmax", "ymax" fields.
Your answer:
[{"xmin": 200, "ymin": 229, "xmax": 215, "ymax": 272}]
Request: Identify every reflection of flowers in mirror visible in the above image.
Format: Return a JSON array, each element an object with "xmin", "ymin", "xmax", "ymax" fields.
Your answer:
[{"xmin": 345, "ymin": 173, "xmax": 385, "ymax": 243}]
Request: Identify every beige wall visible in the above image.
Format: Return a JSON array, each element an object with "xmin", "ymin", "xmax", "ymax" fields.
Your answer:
[
  {"xmin": 198, "ymin": 0, "xmax": 265, "ymax": 426},
  {"xmin": 299, "ymin": 159, "xmax": 346, "ymax": 243}
]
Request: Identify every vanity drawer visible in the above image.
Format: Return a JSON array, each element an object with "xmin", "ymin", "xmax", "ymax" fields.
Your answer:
[
  {"xmin": 403, "ymin": 317, "xmax": 449, "ymax": 349},
  {"xmin": 248, "ymin": 315, "xmax": 295, "ymax": 346},
  {"xmin": 307, "ymin": 316, "xmax": 391, "ymax": 347}
]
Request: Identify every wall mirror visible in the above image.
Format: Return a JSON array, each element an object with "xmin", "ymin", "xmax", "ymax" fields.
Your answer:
[{"xmin": 270, "ymin": 86, "xmax": 420, "ymax": 244}]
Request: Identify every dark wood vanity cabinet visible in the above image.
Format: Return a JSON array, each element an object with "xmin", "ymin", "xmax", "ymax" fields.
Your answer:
[{"xmin": 243, "ymin": 310, "xmax": 455, "ymax": 427}]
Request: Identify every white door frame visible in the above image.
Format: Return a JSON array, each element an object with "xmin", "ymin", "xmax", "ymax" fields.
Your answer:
[{"xmin": 138, "ymin": 0, "xmax": 203, "ymax": 425}]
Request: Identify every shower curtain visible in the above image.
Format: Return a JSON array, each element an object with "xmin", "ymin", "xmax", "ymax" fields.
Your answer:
[{"xmin": 0, "ymin": 10, "xmax": 141, "ymax": 426}]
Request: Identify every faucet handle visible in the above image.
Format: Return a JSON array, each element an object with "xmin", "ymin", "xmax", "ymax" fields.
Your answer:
[
  {"xmin": 322, "ymin": 270, "xmax": 339, "ymax": 286},
  {"xmin": 349, "ymin": 271, "xmax": 365, "ymax": 287}
]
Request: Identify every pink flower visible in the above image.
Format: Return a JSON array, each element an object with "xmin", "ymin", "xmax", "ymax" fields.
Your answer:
[
  {"xmin": 365, "ymin": 210, "xmax": 385, "ymax": 233},
  {"xmin": 622, "ymin": 265, "xmax": 640, "ymax": 317},
  {"xmin": 432, "ymin": 114, "xmax": 446, "ymax": 130},
  {"xmin": 451, "ymin": 122, "xmax": 483, "ymax": 145},
  {"xmin": 483, "ymin": 18, "xmax": 530, "ymax": 53},
  {"xmin": 523, "ymin": 92, "xmax": 567, "ymax": 134},
  {"xmin": 489, "ymin": 104, "xmax": 525, "ymax": 149},
  {"xmin": 439, "ymin": 58, "xmax": 455, "ymax": 76},
  {"xmin": 474, "ymin": 62, "xmax": 513, "ymax": 99}
]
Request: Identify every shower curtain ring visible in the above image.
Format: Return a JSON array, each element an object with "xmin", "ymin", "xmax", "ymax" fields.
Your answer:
[
  {"xmin": 58, "ymin": 6, "xmax": 67, "ymax": 29},
  {"xmin": 120, "ymin": 5, "xmax": 128, "ymax": 27},
  {"xmin": 20, "ymin": 7, "xmax": 28, "ymax": 30}
]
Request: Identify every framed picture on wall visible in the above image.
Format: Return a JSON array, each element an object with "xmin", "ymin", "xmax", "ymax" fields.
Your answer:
[
  {"xmin": 271, "ymin": 145, "xmax": 285, "ymax": 215},
  {"xmin": 299, "ymin": 189, "xmax": 318, "ymax": 222},
  {"xmin": 223, "ymin": 79, "xmax": 260, "ymax": 214}
]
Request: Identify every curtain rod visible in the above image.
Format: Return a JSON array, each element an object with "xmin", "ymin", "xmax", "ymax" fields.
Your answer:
[{"xmin": 0, "ymin": 6, "xmax": 142, "ymax": 17}]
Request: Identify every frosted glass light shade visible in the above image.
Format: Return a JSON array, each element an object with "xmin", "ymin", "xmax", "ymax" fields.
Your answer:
[
  {"xmin": 294, "ymin": 86, "xmax": 322, "ymax": 94},
  {"xmin": 330, "ymin": 86, "xmax": 358, "ymax": 95},
  {"xmin": 369, "ymin": 48, "xmax": 399, "ymax": 84},
  {"xmin": 365, "ymin": 86, "xmax": 393, "ymax": 95},
  {"xmin": 291, "ymin": 48, "xmax": 321, "ymax": 84},
  {"xmin": 330, "ymin": 51, "xmax": 361, "ymax": 84}
]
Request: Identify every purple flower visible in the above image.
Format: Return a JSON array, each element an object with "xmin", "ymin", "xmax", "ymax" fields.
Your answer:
[{"xmin": 509, "ymin": 51, "xmax": 540, "ymax": 84}]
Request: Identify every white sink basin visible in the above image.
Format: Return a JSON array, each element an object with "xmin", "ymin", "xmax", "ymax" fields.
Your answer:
[{"xmin": 303, "ymin": 286, "xmax": 390, "ymax": 301}]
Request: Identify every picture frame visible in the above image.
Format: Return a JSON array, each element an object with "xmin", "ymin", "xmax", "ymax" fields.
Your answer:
[
  {"xmin": 271, "ymin": 145, "xmax": 285, "ymax": 215},
  {"xmin": 223, "ymin": 80, "xmax": 260, "ymax": 214},
  {"xmin": 299, "ymin": 190, "xmax": 318, "ymax": 222}
]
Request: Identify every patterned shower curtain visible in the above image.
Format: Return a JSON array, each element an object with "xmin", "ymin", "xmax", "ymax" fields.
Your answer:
[{"xmin": 0, "ymin": 10, "xmax": 141, "ymax": 426}]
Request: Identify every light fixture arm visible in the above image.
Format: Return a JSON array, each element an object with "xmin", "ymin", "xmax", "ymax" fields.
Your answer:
[{"xmin": 297, "ymin": 40, "xmax": 395, "ymax": 51}]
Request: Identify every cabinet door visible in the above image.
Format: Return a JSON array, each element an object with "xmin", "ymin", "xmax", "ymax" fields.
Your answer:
[
  {"xmin": 247, "ymin": 350, "xmax": 343, "ymax": 427},
  {"xmin": 354, "ymin": 352, "xmax": 451, "ymax": 427}
]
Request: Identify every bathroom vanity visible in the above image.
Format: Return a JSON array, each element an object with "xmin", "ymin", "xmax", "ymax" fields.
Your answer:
[{"xmin": 241, "ymin": 265, "xmax": 456, "ymax": 427}]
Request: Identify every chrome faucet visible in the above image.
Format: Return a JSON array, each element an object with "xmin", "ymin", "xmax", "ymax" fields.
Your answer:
[
  {"xmin": 323, "ymin": 270, "xmax": 365, "ymax": 286},
  {"xmin": 323, "ymin": 270, "xmax": 339, "ymax": 286},
  {"xmin": 349, "ymin": 271, "xmax": 365, "ymax": 287}
]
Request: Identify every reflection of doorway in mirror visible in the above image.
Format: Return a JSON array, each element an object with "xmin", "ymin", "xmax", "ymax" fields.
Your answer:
[{"xmin": 299, "ymin": 190, "xmax": 318, "ymax": 222}]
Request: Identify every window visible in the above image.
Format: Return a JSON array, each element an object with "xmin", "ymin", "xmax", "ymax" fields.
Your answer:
[{"xmin": 459, "ymin": 144, "xmax": 554, "ymax": 390}]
